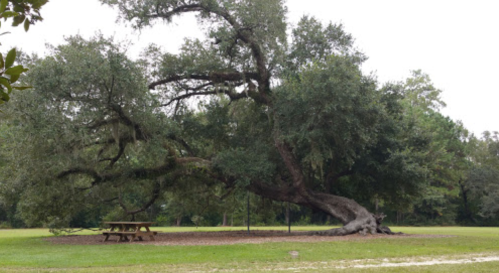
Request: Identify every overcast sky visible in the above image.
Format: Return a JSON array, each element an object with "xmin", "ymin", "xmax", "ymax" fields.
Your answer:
[{"xmin": 3, "ymin": 0, "xmax": 498, "ymax": 136}]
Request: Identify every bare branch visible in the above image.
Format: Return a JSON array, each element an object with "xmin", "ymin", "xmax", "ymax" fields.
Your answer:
[
  {"xmin": 125, "ymin": 181, "xmax": 162, "ymax": 215},
  {"xmin": 148, "ymin": 72, "xmax": 259, "ymax": 90},
  {"xmin": 162, "ymin": 84, "xmax": 264, "ymax": 107},
  {"xmin": 100, "ymin": 142, "xmax": 127, "ymax": 169},
  {"xmin": 169, "ymin": 135, "xmax": 195, "ymax": 157},
  {"xmin": 145, "ymin": 4, "xmax": 204, "ymax": 21},
  {"xmin": 57, "ymin": 167, "xmax": 102, "ymax": 181}
]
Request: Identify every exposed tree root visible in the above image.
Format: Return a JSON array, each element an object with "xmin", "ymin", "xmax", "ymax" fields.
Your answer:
[{"xmin": 302, "ymin": 213, "xmax": 403, "ymax": 236}]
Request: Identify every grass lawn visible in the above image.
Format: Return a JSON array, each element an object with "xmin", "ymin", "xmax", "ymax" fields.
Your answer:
[{"xmin": 0, "ymin": 226, "xmax": 498, "ymax": 272}]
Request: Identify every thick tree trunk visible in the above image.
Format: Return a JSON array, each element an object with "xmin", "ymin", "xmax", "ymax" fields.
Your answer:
[
  {"xmin": 247, "ymin": 136, "xmax": 399, "ymax": 236},
  {"xmin": 249, "ymin": 181, "xmax": 396, "ymax": 236},
  {"xmin": 302, "ymin": 192, "xmax": 378, "ymax": 236},
  {"xmin": 269, "ymin": 140, "xmax": 376, "ymax": 235}
]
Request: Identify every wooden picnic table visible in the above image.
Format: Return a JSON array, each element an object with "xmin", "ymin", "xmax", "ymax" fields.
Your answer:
[{"xmin": 103, "ymin": 222, "xmax": 157, "ymax": 242}]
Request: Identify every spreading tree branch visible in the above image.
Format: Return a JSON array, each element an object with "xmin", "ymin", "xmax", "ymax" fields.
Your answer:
[
  {"xmin": 148, "ymin": 72, "xmax": 259, "ymax": 90},
  {"xmin": 119, "ymin": 181, "xmax": 162, "ymax": 217},
  {"xmin": 139, "ymin": 2, "xmax": 271, "ymax": 99}
]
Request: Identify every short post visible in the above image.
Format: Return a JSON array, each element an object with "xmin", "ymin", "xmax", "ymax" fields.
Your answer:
[
  {"xmin": 287, "ymin": 202, "xmax": 291, "ymax": 233},
  {"xmin": 247, "ymin": 191, "xmax": 250, "ymax": 235}
]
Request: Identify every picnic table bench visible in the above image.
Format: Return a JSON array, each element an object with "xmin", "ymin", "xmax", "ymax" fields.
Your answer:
[{"xmin": 103, "ymin": 222, "xmax": 157, "ymax": 242}]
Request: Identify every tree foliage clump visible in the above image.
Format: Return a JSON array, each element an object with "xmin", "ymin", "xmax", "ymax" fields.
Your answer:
[
  {"xmin": 0, "ymin": 0, "xmax": 47, "ymax": 106},
  {"xmin": 2, "ymin": 35, "xmax": 198, "ymax": 227}
]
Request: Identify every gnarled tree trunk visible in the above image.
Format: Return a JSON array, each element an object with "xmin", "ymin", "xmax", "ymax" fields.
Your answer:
[
  {"xmin": 305, "ymin": 192, "xmax": 377, "ymax": 236},
  {"xmin": 246, "ymin": 139, "xmax": 398, "ymax": 236},
  {"xmin": 250, "ymin": 181, "xmax": 395, "ymax": 236}
]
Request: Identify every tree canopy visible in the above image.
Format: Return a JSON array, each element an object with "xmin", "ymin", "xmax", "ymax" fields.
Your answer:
[{"xmin": 1, "ymin": 0, "xmax": 498, "ymax": 231}]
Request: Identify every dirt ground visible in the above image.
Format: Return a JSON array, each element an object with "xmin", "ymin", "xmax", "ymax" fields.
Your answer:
[{"xmin": 44, "ymin": 230, "xmax": 452, "ymax": 246}]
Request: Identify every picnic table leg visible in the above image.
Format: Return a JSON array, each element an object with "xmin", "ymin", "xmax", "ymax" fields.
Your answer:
[
  {"xmin": 104, "ymin": 234, "xmax": 110, "ymax": 242},
  {"xmin": 145, "ymin": 226, "xmax": 155, "ymax": 241},
  {"xmin": 130, "ymin": 225, "xmax": 139, "ymax": 242}
]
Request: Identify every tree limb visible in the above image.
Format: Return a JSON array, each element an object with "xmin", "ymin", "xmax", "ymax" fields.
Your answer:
[
  {"xmin": 120, "ymin": 181, "xmax": 162, "ymax": 216},
  {"xmin": 109, "ymin": 103, "xmax": 148, "ymax": 141},
  {"xmin": 148, "ymin": 72, "xmax": 259, "ymax": 90},
  {"xmin": 100, "ymin": 141, "xmax": 127, "ymax": 169},
  {"xmin": 161, "ymin": 88, "xmax": 262, "ymax": 107}
]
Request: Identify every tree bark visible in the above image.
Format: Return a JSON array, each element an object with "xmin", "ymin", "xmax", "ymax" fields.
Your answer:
[{"xmin": 301, "ymin": 192, "xmax": 378, "ymax": 236}]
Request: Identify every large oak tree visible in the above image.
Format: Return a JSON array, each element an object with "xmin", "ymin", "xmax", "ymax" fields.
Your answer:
[{"xmin": 3, "ymin": 0, "xmax": 435, "ymax": 234}]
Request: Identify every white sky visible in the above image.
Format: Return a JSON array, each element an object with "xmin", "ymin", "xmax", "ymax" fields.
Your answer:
[{"xmin": 3, "ymin": 0, "xmax": 498, "ymax": 136}]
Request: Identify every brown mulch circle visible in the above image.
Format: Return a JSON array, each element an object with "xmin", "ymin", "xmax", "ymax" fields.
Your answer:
[{"xmin": 44, "ymin": 230, "xmax": 453, "ymax": 246}]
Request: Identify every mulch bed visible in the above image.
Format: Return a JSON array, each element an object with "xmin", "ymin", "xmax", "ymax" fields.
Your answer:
[{"xmin": 44, "ymin": 230, "xmax": 453, "ymax": 246}]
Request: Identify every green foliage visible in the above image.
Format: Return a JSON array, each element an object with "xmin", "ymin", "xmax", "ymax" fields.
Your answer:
[
  {"xmin": 287, "ymin": 16, "xmax": 365, "ymax": 73},
  {"xmin": 462, "ymin": 132, "xmax": 499, "ymax": 222},
  {"xmin": 0, "ymin": 48, "xmax": 30, "ymax": 105},
  {"xmin": 0, "ymin": 0, "xmax": 46, "ymax": 30},
  {"xmin": 361, "ymin": 71, "xmax": 471, "ymax": 224},
  {"xmin": 104, "ymin": 0, "xmax": 288, "ymax": 75},
  {"xmin": 276, "ymin": 55, "xmax": 380, "ymax": 167},
  {"xmin": 214, "ymin": 146, "xmax": 276, "ymax": 187},
  {"xmin": 1, "ymin": 35, "xmax": 166, "ymax": 228},
  {"xmin": 0, "ymin": 0, "xmax": 46, "ymax": 106},
  {"xmin": 402, "ymin": 70, "xmax": 446, "ymax": 111}
]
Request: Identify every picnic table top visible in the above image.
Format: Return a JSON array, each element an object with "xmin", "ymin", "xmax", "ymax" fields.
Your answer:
[
  {"xmin": 102, "ymin": 222, "xmax": 157, "ymax": 242},
  {"xmin": 104, "ymin": 221, "xmax": 154, "ymax": 225}
]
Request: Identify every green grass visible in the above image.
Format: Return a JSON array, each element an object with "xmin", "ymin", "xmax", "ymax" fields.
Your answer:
[{"xmin": 0, "ymin": 226, "xmax": 498, "ymax": 272}]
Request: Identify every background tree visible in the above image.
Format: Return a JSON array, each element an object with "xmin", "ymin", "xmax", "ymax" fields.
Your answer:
[
  {"xmin": 375, "ymin": 71, "xmax": 470, "ymax": 225},
  {"xmin": 459, "ymin": 132, "xmax": 499, "ymax": 224}
]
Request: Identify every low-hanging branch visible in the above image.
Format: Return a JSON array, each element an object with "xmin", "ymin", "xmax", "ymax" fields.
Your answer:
[
  {"xmin": 145, "ymin": 3, "xmax": 205, "ymax": 22},
  {"xmin": 162, "ymin": 87, "xmax": 261, "ymax": 107},
  {"xmin": 99, "ymin": 141, "xmax": 126, "ymax": 169},
  {"xmin": 119, "ymin": 180, "xmax": 162, "ymax": 219}
]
